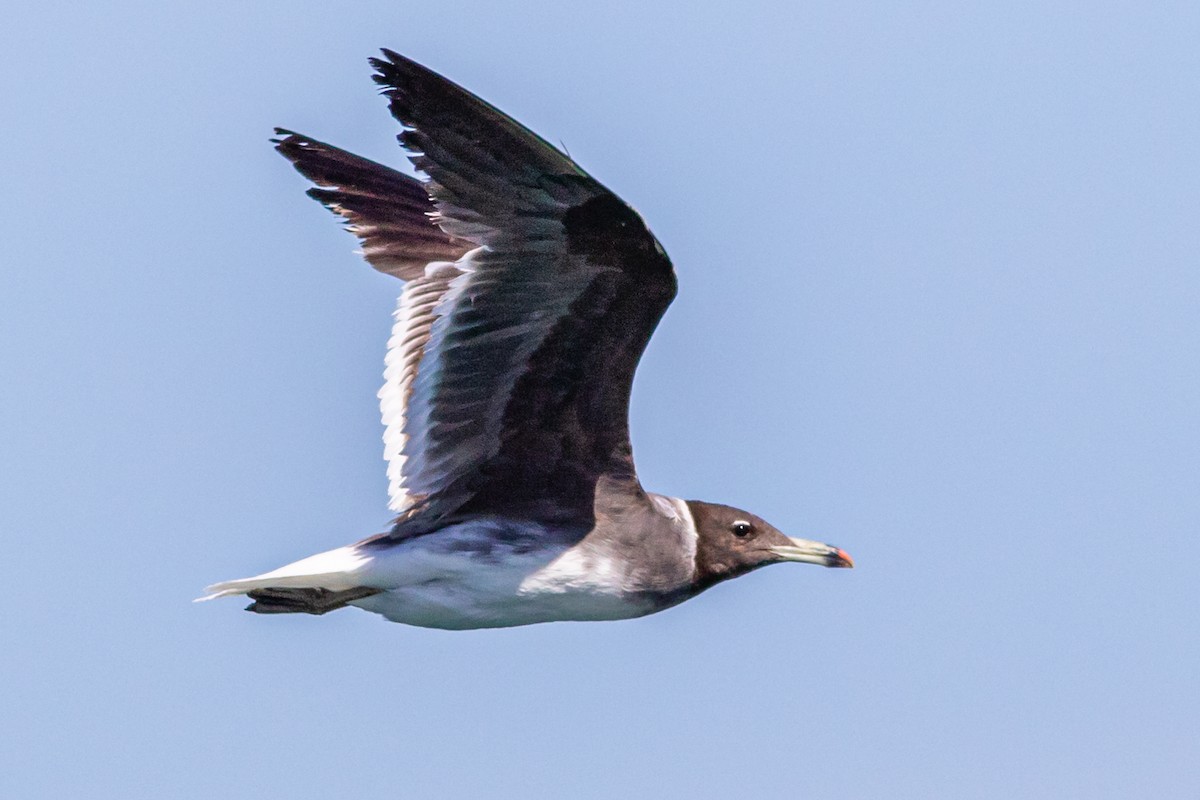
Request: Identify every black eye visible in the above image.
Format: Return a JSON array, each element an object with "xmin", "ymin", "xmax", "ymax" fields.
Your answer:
[{"xmin": 731, "ymin": 521, "xmax": 754, "ymax": 538}]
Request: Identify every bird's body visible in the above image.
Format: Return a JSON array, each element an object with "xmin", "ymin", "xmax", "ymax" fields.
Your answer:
[
  {"xmin": 200, "ymin": 50, "xmax": 852, "ymax": 630},
  {"xmin": 215, "ymin": 488, "xmax": 700, "ymax": 630},
  {"xmin": 309, "ymin": 492, "xmax": 695, "ymax": 630}
]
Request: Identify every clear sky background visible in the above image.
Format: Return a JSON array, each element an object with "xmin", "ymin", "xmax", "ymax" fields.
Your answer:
[{"xmin": 4, "ymin": 1, "xmax": 1198, "ymax": 798}]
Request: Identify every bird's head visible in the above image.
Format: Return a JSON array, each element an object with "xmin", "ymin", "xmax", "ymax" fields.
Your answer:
[{"xmin": 685, "ymin": 500, "xmax": 853, "ymax": 589}]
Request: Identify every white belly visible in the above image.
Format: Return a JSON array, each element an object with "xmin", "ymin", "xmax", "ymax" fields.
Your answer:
[{"xmin": 349, "ymin": 520, "xmax": 660, "ymax": 630}]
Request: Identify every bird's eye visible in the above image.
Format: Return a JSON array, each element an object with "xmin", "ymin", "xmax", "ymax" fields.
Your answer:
[{"xmin": 731, "ymin": 521, "xmax": 754, "ymax": 538}]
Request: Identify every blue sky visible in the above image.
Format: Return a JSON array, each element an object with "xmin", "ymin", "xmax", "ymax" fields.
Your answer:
[{"xmin": 4, "ymin": 1, "xmax": 1198, "ymax": 797}]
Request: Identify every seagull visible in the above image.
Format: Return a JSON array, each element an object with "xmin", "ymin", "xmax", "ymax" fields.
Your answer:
[{"xmin": 200, "ymin": 50, "xmax": 853, "ymax": 630}]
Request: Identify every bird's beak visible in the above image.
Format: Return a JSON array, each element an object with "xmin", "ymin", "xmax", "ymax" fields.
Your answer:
[{"xmin": 770, "ymin": 538, "xmax": 855, "ymax": 568}]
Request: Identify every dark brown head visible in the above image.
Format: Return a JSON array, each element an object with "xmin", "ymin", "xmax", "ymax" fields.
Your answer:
[{"xmin": 685, "ymin": 500, "xmax": 853, "ymax": 591}]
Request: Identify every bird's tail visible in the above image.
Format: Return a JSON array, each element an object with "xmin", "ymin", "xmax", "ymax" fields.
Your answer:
[{"xmin": 196, "ymin": 545, "xmax": 380, "ymax": 615}]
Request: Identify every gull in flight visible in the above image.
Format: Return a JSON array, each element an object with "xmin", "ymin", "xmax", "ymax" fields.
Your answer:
[{"xmin": 200, "ymin": 50, "xmax": 852, "ymax": 630}]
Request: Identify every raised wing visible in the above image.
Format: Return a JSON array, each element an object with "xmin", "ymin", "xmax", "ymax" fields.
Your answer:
[
  {"xmin": 274, "ymin": 130, "xmax": 469, "ymax": 511},
  {"xmin": 279, "ymin": 51, "xmax": 677, "ymax": 527},
  {"xmin": 273, "ymin": 130, "xmax": 472, "ymax": 279}
]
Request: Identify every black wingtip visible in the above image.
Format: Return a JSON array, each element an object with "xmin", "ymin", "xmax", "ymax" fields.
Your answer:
[
  {"xmin": 271, "ymin": 128, "xmax": 304, "ymax": 148},
  {"xmin": 370, "ymin": 62, "xmax": 396, "ymax": 91},
  {"xmin": 376, "ymin": 47, "xmax": 414, "ymax": 73},
  {"xmin": 274, "ymin": 131, "xmax": 328, "ymax": 164},
  {"xmin": 370, "ymin": 49, "xmax": 435, "ymax": 97},
  {"xmin": 368, "ymin": 48, "xmax": 403, "ymax": 86}
]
